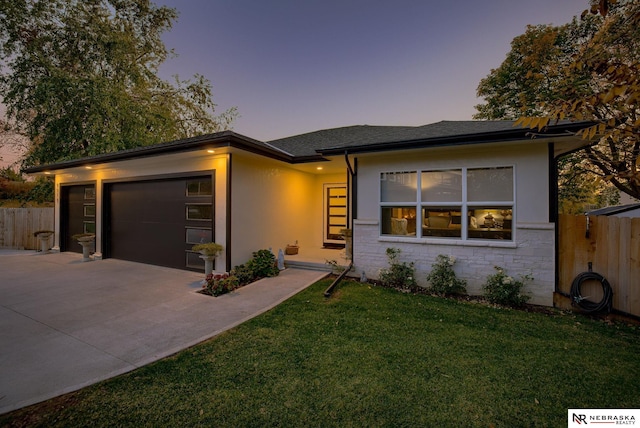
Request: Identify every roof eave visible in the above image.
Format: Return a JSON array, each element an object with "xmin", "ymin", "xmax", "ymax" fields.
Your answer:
[
  {"xmin": 23, "ymin": 131, "xmax": 294, "ymax": 174},
  {"xmin": 316, "ymin": 122, "xmax": 592, "ymax": 156}
]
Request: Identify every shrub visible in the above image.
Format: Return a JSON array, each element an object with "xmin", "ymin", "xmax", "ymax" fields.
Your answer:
[
  {"xmin": 0, "ymin": 178, "xmax": 33, "ymax": 200},
  {"xmin": 246, "ymin": 249, "xmax": 280, "ymax": 279},
  {"xmin": 24, "ymin": 177, "xmax": 54, "ymax": 204},
  {"xmin": 483, "ymin": 266, "xmax": 532, "ymax": 307},
  {"xmin": 201, "ymin": 249, "xmax": 281, "ymax": 298},
  {"xmin": 0, "ymin": 176, "xmax": 53, "ymax": 205},
  {"xmin": 231, "ymin": 263, "xmax": 255, "ymax": 286},
  {"xmin": 203, "ymin": 273, "xmax": 239, "ymax": 297},
  {"xmin": 378, "ymin": 247, "xmax": 418, "ymax": 292},
  {"xmin": 426, "ymin": 254, "xmax": 467, "ymax": 296},
  {"xmin": 230, "ymin": 249, "xmax": 280, "ymax": 287}
]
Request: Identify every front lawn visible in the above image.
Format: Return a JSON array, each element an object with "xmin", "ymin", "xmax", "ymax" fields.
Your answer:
[{"xmin": 3, "ymin": 279, "xmax": 639, "ymax": 427}]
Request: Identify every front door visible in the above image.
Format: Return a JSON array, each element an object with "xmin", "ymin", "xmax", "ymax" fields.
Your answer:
[{"xmin": 323, "ymin": 183, "xmax": 347, "ymax": 248}]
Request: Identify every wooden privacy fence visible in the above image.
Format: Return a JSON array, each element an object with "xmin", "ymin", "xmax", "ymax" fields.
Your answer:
[
  {"xmin": 558, "ymin": 214, "xmax": 640, "ymax": 318},
  {"xmin": 0, "ymin": 208, "xmax": 54, "ymax": 250}
]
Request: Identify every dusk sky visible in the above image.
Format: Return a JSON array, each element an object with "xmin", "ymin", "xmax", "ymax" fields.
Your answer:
[{"xmin": 156, "ymin": 0, "xmax": 590, "ymax": 142}]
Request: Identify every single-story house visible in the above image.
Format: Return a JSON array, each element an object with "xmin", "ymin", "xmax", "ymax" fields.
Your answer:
[{"xmin": 25, "ymin": 120, "xmax": 589, "ymax": 306}]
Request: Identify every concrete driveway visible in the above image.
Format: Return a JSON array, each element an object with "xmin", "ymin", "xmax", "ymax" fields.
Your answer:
[{"xmin": 0, "ymin": 251, "xmax": 327, "ymax": 414}]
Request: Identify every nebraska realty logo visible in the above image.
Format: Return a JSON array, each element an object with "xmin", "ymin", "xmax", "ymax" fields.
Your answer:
[{"xmin": 569, "ymin": 409, "xmax": 639, "ymax": 425}]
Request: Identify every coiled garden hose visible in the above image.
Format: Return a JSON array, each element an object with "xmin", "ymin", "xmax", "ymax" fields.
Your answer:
[{"xmin": 570, "ymin": 269, "xmax": 613, "ymax": 314}]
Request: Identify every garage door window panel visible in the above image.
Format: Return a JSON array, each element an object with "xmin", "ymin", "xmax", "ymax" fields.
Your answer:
[
  {"xmin": 186, "ymin": 228, "xmax": 212, "ymax": 244},
  {"xmin": 187, "ymin": 179, "xmax": 212, "ymax": 196},
  {"xmin": 186, "ymin": 204, "xmax": 212, "ymax": 221}
]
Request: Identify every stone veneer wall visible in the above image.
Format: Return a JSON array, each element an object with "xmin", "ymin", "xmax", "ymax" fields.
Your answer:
[{"xmin": 352, "ymin": 219, "xmax": 555, "ymax": 306}]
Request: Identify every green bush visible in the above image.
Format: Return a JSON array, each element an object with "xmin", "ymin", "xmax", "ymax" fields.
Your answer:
[
  {"xmin": 0, "ymin": 167, "xmax": 24, "ymax": 182},
  {"xmin": 231, "ymin": 249, "xmax": 280, "ymax": 287},
  {"xmin": 378, "ymin": 247, "xmax": 418, "ymax": 292},
  {"xmin": 483, "ymin": 266, "xmax": 532, "ymax": 307},
  {"xmin": 203, "ymin": 249, "xmax": 279, "ymax": 297},
  {"xmin": 246, "ymin": 249, "xmax": 280, "ymax": 279},
  {"xmin": 204, "ymin": 273, "xmax": 239, "ymax": 297},
  {"xmin": 0, "ymin": 178, "xmax": 33, "ymax": 200},
  {"xmin": 231, "ymin": 263, "xmax": 254, "ymax": 286},
  {"xmin": 426, "ymin": 254, "xmax": 467, "ymax": 296},
  {"xmin": 24, "ymin": 177, "xmax": 54, "ymax": 203},
  {"xmin": 0, "ymin": 175, "xmax": 53, "ymax": 204}
]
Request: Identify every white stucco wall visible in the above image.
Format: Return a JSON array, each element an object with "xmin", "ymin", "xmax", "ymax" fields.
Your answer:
[
  {"xmin": 352, "ymin": 141, "xmax": 556, "ymax": 306},
  {"xmin": 230, "ymin": 153, "xmax": 345, "ymax": 266},
  {"xmin": 46, "ymin": 147, "xmax": 348, "ymax": 271}
]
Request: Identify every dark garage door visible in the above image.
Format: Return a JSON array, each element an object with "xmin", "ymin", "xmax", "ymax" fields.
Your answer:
[
  {"xmin": 61, "ymin": 184, "xmax": 96, "ymax": 254},
  {"xmin": 105, "ymin": 175, "xmax": 213, "ymax": 270}
]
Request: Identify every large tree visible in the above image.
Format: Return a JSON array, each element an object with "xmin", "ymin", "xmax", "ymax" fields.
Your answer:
[
  {"xmin": 0, "ymin": 0, "xmax": 236, "ymax": 167},
  {"xmin": 475, "ymin": 0, "xmax": 640, "ymax": 202},
  {"xmin": 475, "ymin": 17, "xmax": 601, "ymax": 120}
]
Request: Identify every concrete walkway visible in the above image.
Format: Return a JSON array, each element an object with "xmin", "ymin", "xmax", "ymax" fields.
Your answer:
[{"xmin": 0, "ymin": 251, "xmax": 328, "ymax": 414}]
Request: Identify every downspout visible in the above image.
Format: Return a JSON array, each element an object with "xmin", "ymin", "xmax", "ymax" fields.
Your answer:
[
  {"xmin": 225, "ymin": 153, "xmax": 233, "ymax": 273},
  {"xmin": 550, "ymin": 143, "xmax": 561, "ymax": 296},
  {"xmin": 324, "ymin": 151, "xmax": 356, "ymax": 297}
]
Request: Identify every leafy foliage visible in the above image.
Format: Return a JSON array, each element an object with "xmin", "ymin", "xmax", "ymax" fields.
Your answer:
[
  {"xmin": 476, "ymin": 0, "xmax": 640, "ymax": 201},
  {"xmin": 191, "ymin": 242, "xmax": 223, "ymax": 256},
  {"xmin": 202, "ymin": 250, "xmax": 279, "ymax": 297},
  {"xmin": 0, "ymin": 166, "xmax": 24, "ymax": 182},
  {"xmin": 24, "ymin": 176, "xmax": 54, "ymax": 204},
  {"xmin": 203, "ymin": 273, "xmax": 239, "ymax": 297},
  {"xmin": 426, "ymin": 254, "xmax": 467, "ymax": 296},
  {"xmin": 230, "ymin": 249, "xmax": 280, "ymax": 287},
  {"xmin": 482, "ymin": 266, "xmax": 532, "ymax": 307},
  {"xmin": 475, "ymin": 22, "xmax": 594, "ymax": 120},
  {"xmin": 0, "ymin": 174, "xmax": 53, "ymax": 204},
  {"xmin": 378, "ymin": 247, "xmax": 418, "ymax": 292},
  {"xmin": 558, "ymin": 153, "xmax": 620, "ymax": 214},
  {"xmin": 0, "ymin": 0, "xmax": 237, "ymax": 167},
  {"xmin": 244, "ymin": 249, "xmax": 280, "ymax": 280}
]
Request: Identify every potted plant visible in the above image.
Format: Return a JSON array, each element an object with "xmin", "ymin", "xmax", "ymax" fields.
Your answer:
[
  {"xmin": 33, "ymin": 230, "xmax": 54, "ymax": 253},
  {"xmin": 285, "ymin": 240, "xmax": 299, "ymax": 255},
  {"xmin": 192, "ymin": 242, "xmax": 223, "ymax": 275},
  {"xmin": 72, "ymin": 233, "xmax": 96, "ymax": 262}
]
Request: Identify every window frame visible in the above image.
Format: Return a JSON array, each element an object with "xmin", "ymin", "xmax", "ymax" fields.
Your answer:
[{"xmin": 379, "ymin": 166, "xmax": 515, "ymax": 242}]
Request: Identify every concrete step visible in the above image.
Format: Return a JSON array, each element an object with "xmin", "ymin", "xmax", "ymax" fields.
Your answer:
[{"xmin": 284, "ymin": 259, "xmax": 333, "ymax": 272}]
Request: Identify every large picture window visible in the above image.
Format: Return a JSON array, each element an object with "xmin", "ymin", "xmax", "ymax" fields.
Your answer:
[
  {"xmin": 380, "ymin": 172, "xmax": 417, "ymax": 236},
  {"xmin": 380, "ymin": 167, "xmax": 514, "ymax": 241}
]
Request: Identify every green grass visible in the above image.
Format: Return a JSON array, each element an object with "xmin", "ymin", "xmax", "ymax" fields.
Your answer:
[{"xmin": 3, "ymin": 279, "xmax": 640, "ymax": 427}]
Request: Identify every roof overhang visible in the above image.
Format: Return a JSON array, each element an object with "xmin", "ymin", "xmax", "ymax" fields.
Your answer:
[
  {"xmin": 24, "ymin": 131, "xmax": 327, "ymax": 175},
  {"xmin": 315, "ymin": 122, "xmax": 593, "ymax": 156}
]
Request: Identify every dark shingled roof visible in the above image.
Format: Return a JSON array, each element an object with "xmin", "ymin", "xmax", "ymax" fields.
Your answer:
[
  {"xmin": 267, "ymin": 125, "xmax": 416, "ymax": 157},
  {"xmin": 25, "ymin": 120, "xmax": 589, "ymax": 173},
  {"xmin": 267, "ymin": 120, "xmax": 580, "ymax": 156}
]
